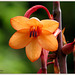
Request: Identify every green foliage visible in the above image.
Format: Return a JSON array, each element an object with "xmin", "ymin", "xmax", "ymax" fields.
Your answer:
[
  {"xmin": 0, "ymin": 46, "xmax": 38, "ymax": 73},
  {"xmin": 0, "ymin": 2, "xmax": 38, "ymax": 74}
]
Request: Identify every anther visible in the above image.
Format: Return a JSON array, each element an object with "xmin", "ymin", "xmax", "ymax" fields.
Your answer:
[
  {"xmin": 33, "ymin": 31, "xmax": 35, "ymax": 37},
  {"xmin": 30, "ymin": 31, "xmax": 32, "ymax": 37},
  {"xmin": 35, "ymin": 31, "xmax": 37, "ymax": 37}
]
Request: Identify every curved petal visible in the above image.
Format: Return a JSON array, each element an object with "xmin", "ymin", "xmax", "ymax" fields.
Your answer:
[
  {"xmin": 38, "ymin": 34, "xmax": 58, "ymax": 51},
  {"xmin": 26, "ymin": 38, "xmax": 42, "ymax": 62},
  {"xmin": 41, "ymin": 20, "xmax": 59, "ymax": 33},
  {"xmin": 27, "ymin": 18, "xmax": 43, "ymax": 27},
  {"xmin": 9, "ymin": 31, "xmax": 32, "ymax": 49},
  {"xmin": 41, "ymin": 29, "xmax": 51, "ymax": 35},
  {"xmin": 18, "ymin": 28, "xmax": 30, "ymax": 33},
  {"xmin": 10, "ymin": 16, "xmax": 30, "ymax": 30}
]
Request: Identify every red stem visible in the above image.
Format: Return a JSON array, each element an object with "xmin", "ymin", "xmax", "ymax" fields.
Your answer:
[
  {"xmin": 47, "ymin": 62, "xmax": 54, "ymax": 66},
  {"xmin": 54, "ymin": 58, "xmax": 60, "ymax": 73},
  {"xmin": 48, "ymin": 53, "xmax": 56, "ymax": 60},
  {"xmin": 40, "ymin": 50, "xmax": 47, "ymax": 73},
  {"xmin": 24, "ymin": 5, "xmax": 52, "ymax": 19},
  {"xmin": 53, "ymin": 2, "xmax": 67, "ymax": 73}
]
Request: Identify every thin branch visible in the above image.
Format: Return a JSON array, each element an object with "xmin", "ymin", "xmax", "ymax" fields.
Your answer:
[
  {"xmin": 53, "ymin": 1, "xmax": 67, "ymax": 73},
  {"xmin": 47, "ymin": 61, "xmax": 54, "ymax": 66},
  {"xmin": 54, "ymin": 58, "xmax": 60, "ymax": 73}
]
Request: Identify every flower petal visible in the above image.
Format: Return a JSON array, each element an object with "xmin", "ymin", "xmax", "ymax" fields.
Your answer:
[
  {"xmin": 9, "ymin": 31, "xmax": 32, "ymax": 49},
  {"xmin": 28, "ymin": 18, "xmax": 43, "ymax": 27},
  {"xmin": 26, "ymin": 38, "xmax": 42, "ymax": 62},
  {"xmin": 41, "ymin": 20, "xmax": 59, "ymax": 33},
  {"xmin": 18, "ymin": 28, "xmax": 30, "ymax": 33},
  {"xmin": 41, "ymin": 29, "xmax": 51, "ymax": 35},
  {"xmin": 38, "ymin": 34, "xmax": 58, "ymax": 51},
  {"xmin": 10, "ymin": 16, "xmax": 30, "ymax": 30}
]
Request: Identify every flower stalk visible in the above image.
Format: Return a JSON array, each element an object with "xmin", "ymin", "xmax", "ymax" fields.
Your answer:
[
  {"xmin": 53, "ymin": 2, "xmax": 67, "ymax": 73},
  {"xmin": 24, "ymin": 5, "xmax": 52, "ymax": 19},
  {"xmin": 47, "ymin": 61, "xmax": 54, "ymax": 66},
  {"xmin": 40, "ymin": 50, "xmax": 47, "ymax": 73},
  {"xmin": 54, "ymin": 58, "xmax": 60, "ymax": 73}
]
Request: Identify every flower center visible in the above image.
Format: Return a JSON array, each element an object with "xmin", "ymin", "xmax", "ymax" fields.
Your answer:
[{"xmin": 30, "ymin": 26, "xmax": 41, "ymax": 37}]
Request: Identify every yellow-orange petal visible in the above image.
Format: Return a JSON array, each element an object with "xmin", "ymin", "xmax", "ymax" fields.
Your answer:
[
  {"xmin": 18, "ymin": 28, "xmax": 30, "ymax": 33},
  {"xmin": 41, "ymin": 29, "xmax": 51, "ymax": 35},
  {"xmin": 27, "ymin": 18, "xmax": 43, "ymax": 27},
  {"xmin": 10, "ymin": 16, "xmax": 30, "ymax": 30},
  {"xmin": 26, "ymin": 38, "xmax": 42, "ymax": 62},
  {"xmin": 41, "ymin": 20, "xmax": 59, "ymax": 33},
  {"xmin": 9, "ymin": 31, "xmax": 32, "ymax": 49},
  {"xmin": 38, "ymin": 34, "xmax": 58, "ymax": 51}
]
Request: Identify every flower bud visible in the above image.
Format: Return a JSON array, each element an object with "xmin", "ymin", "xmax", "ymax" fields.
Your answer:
[
  {"xmin": 73, "ymin": 39, "xmax": 75, "ymax": 56},
  {"xmin": 62, "ymin": 41, "xmax": 75, "ymax": 55},
  {"xmin": 37, "ymin": 68, "xmax": 42, "ymax": 74}
]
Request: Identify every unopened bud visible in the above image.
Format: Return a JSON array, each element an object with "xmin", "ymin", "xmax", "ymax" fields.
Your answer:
[
  {"xmin": 73, "ymin": 39, "xmax": 75, "ymax": 56},
  {"xmin": 37, "ymin": 68, "xmax": 42, "ymax": 74},
  {"xmin": 62, "ymin": 41, "xmax": 75, "ymax": 55}
]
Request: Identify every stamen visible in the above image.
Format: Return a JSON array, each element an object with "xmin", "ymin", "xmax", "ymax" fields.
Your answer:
[
  {"xmin": 30, "ymin": 31, "xmax": 32, "ymax": 37},
  {"xmin": 30, "ymin": 26, "xmax": 38, "ymax": 37},
  {"xmin": 35, "ymin": 31, "xmax": 37, "ymax": 37},
  {"xmin": 33, "ymin": 31, "xmax": 35, "ymax": 37}
]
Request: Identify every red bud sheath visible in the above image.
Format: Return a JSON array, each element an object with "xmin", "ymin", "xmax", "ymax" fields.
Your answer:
[
  {"xmin": 62, "ymin": 41, "xmax": 75, "ymax": 54},
  {"xmin": 37, "ymin": 68, "xmax": 42, "ymax": 74}
]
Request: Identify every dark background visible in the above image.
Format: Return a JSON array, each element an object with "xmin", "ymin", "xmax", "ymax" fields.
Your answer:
[{"xmin": 0, "ymin": 2, "xmax": 75, "ymax": 73}]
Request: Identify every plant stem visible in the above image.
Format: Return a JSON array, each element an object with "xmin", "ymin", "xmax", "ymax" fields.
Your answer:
[
  {"xmin": 40, "ymin": 50, "xmax": 47, "ymax": 73},
  {"xmin": 53, "ymin": 1, "xmax": 67, "ymax": 73},
  {"xmin": 54, "ymin": 58, "xmax": 60, "ymax": 73},
  {"xmin": 47, "ymin": 61, "xmax": 54, "ymax": 66},
  {"xmin": 24, "ymin": 5, "xmax": 52, "ymax": 19}
]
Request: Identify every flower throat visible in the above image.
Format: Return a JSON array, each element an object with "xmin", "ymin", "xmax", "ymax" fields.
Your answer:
[{"xmin": 29, "ymin": 26, "xmax": 40, "ymax": 37}]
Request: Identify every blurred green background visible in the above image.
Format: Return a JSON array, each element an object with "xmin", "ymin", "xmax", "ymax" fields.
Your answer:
[{"xmin": 0, "ymin": 1, "xmax": 75, "ymax": 74}]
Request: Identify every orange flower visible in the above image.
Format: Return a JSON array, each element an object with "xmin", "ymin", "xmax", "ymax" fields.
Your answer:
[{"xmin": 9, "ymin": 16, "xmax": 59, "ymax": 62}]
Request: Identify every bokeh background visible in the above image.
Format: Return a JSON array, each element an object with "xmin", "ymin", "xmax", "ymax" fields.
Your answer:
[{"xmin": 0, "ymin": 1, "xmax": 75, "ymax": 73}]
